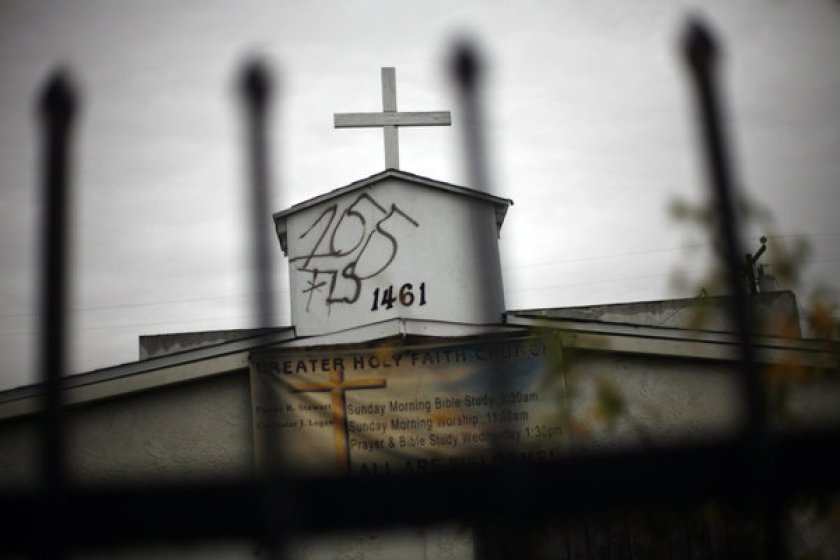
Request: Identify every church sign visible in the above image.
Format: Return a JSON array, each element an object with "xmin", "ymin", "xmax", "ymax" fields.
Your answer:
[{"xmin": 250, "ymin": 336, "xmax": 568, "ymax": 476}]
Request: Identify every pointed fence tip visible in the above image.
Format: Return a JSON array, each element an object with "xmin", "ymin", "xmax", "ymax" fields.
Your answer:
[
  {"xmin": 449, "ymin": 38, "xmax": 482, "ymax": 91},
  {"xmin": 240, "ymin": 57, "xmax": 273, "ymax": 107},
  {"xmin": 39, "ymin": 67, "xmax": 78, "ymax": 122},
  {"xmin": 682, "ymin": 16, "xmax": 719, "ymax": 72}
]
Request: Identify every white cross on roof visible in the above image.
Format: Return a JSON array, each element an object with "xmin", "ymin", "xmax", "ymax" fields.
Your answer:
[{"xmin": 333, "ymin": 67, "xmax": 451, "ymax": 170}]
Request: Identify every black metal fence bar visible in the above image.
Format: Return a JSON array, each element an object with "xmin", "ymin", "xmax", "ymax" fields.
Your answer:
[
  {"xmin": 682, "ymin": 19, "xmax": 782, "ymax": 558},
  {"xmin": 451, "ymin": 40, "xmax": 490, "ymax": 198},
  {"xmin": 2, "ymin": 427, "xmax": 839, "ymax": 552},
  {"xmin": 38, "ymin": 70, "xmax": 77, "ymax": 495},
  {"xmin": 240, "ymin": 57, "xmax": 287, "ymax": 560},
  {"xmin": 450, "ymin": 44, "xmax": 521, "ymax": 557},
  {"xmin": 240, "ymin": 58, "xmax": 277, "ymax": 333},
  {"xmin": 36, "ymin": 69, "xmax": 79, "ymax": 560},
  {"xmin": 682, "ymin": 19, "xmax": 766, "ymax": 441}
]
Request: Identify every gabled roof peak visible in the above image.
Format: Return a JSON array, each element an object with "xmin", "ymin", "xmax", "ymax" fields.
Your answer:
[{"xmin": 273, "ymin": 168, "xmax": 512, "ymax": 225}]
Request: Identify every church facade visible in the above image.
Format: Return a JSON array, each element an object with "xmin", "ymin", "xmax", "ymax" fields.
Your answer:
[
  {"xmin": 2, "ymin": 67, "xmax": 838, "ymax": 558},
  {"xmin": 1, "ymin": 167, "xmax": 836, "ymax": 558}
]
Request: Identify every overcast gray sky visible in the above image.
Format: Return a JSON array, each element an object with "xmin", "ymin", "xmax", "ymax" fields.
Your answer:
[{"xmin": 1, "ymin": 1, "xmax": 839, "ymax": 390}]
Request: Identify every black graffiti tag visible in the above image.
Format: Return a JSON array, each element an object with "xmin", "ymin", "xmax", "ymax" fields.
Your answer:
[{"xmin": 290, "ymin": 193, "xmax": 419, "ymax": 311}]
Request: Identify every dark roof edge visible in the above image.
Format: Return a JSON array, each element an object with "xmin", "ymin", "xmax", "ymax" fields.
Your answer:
[
  {"xmin": 0, "ymin": 327, "xmax": 296, "ymax": 405},
  {"xmin": 507, "ymin": 291, "xmax": 798, "ymax": 316}
]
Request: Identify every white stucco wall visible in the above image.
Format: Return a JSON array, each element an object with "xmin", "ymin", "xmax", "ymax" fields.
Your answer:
[
  {"xmin": 565, "ymin": 351, "xmax": 741, "ymax": 447},
  {"xmin": 0, "ymin": 369, "xmax": 254, "ymax": 489},
  {"xmin": 281, "ymin": 178, "xmax": 507, "ymax": 336}
]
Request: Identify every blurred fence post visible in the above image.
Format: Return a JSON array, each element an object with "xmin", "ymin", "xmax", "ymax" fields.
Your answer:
[
  {"xmin": 37, "ymin": 68, "xmax": 79, "ymax": 559},
  {"xmin": 239, "ymin": 57, "xmax": 288, "ymax": 560},
  {"xmin": 681, "ymin": 18, "xmax": 781, "ymax": 559},
  {"xmin": 240, "ymin": 58, "xmax": 277, "ymax": 333}
]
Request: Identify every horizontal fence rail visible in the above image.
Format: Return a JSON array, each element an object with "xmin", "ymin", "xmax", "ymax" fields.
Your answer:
[{"xmin": 2, "ymin": 428, "xmax": 840, "ymax": 551}]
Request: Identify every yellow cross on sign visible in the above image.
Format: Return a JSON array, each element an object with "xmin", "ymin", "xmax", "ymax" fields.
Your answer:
[{"xmin": 288, "ymin": 368, "xmax": 387, "ymax": 472}]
